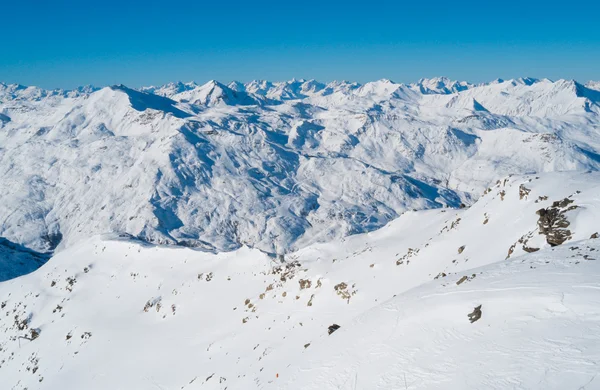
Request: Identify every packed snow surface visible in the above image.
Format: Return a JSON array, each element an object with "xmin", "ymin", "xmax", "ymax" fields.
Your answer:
[
  {"xmin": 1, "ymin": 172, "xmax": 600, "ymax": 389},
  {"xmin": 2, "ymin": 78, "xmax": 600, "ymax": 256}
]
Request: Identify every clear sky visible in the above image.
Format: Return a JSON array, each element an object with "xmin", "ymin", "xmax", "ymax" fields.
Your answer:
[{"xmin": 3, "ymin": 0, "xmax": 599, "ymax": 89}]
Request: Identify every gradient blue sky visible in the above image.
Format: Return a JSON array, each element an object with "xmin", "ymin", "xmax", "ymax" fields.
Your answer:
[{"xmin": 3, "ymin": 0, "xmax": 599, "ymax": 89}]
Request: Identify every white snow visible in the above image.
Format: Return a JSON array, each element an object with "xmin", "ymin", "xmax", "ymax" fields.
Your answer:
[
  {"xmin": 1, "ymin": 78, "xmax": 600, "ymax": 256},
  {"xmin": 2, "ymin": 76, "xmax": 600, "ymax": 388},
  {"xmin": 1, "ymin": 172, "xmax": 600, "ymax": 389}
]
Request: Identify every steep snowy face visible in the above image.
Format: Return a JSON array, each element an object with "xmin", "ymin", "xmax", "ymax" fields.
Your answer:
[{"xmin": 1, "ymin": 78, "xmax": 600, "ymax": 256}]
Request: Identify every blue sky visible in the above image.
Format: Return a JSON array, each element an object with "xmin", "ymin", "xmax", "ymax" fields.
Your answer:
[{"xmin": 2, "ymin": 0, "xmax": 599, "ymax": 89}]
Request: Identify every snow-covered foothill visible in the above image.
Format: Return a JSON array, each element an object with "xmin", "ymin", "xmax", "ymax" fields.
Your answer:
[{"xmin": 1, "ymin": 172, "xmax": 599, "ymax": 389}]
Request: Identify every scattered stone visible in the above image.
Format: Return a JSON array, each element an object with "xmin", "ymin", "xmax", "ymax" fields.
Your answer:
[
  {"xmin": 30, "ymin": 328, "xmax": 40, "ymax": 340},
  {"xmin": 506, "ymin": 243, "xmax": 516, "ymax": 259},
  {"xmin": 299, "ymin": 279, "xmax": 312, "ymax": 289},
  {"xmin": 456, "ymin": 274, "xmax": 476, "ymax": 285},
  {"xmin": 334, "ymin": 282, "xmax": 355, "ymax": 302},
  {"xmin": 591, "ymin": 232, "xmax": 599, "ymax": 239},
  {"xmin": 468, "ymin": 305, "xmax": 482, "ymax": 323},
  {"xmin": 143, "ymin": 297, "xmax": 162, "ymax": 312},
  {"xmin": 519, "ymin": 184, "xmax": 531, "ymax": 200},
  {"xmin": 522, "ymin": 246, "xmax": 540, "ymax": 253},
  {"xmin": 304, "ymin": 343, "xmax": 310, "ymax": 349},
  {"xmin": 327, "ymin": 324, "xmax": 341, "ymax": 335},
  {"xmin": 458, "ymin": 245, "xmax": 466, "ymax": 254},
  {"xmin": 396, "ymin": 247, "xmax": 419, "ymax": 265},
  {"xmin": 65, "ymin": 276, "xmax": 76, "ymax": 292},
  {"xmin": 271, "ymin": 260, "xmax": 302, "ymax": 282}
]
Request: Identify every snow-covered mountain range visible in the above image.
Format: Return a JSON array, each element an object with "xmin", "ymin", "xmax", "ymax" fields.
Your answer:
[
  {"xmin": 2, "ymin": 77, "xmax": 600, "ymax": 259},
  {"xmin": 2, "ymin": 76, "xmax": 600, "ymax": 389}
]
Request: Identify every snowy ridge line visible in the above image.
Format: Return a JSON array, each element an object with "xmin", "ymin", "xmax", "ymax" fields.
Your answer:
[{"xmin": 1, "ymin": 76, "xmax": 600, "ymax": 102}]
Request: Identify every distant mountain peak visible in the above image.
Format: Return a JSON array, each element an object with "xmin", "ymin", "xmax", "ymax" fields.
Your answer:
[{"xmin": 412, "ymin": 77, "xmax": 473, "ymax": 94}]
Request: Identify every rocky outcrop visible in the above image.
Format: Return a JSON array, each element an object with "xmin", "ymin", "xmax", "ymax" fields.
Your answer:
[{"xmin": 536, "ymin": 198, "xmax": 577, "ymax": 246}]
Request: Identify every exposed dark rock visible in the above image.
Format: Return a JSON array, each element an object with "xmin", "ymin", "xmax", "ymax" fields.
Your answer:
[
  {"xmin": 468, "ymin": 305, "xmax": 482, "ymax": 323},
  {"xmin": 522, "ymin": 246, "xmax": 540, "ymax": 253},
  {"xmin": 456, "ymin": 274, "xmax": 476, "ymax": 285},
  {"xmin": 536, "ymin": 198, "xmax": 577, "ymax": 246},
  {"xmin": 328, "ymin": 324, "xmax": 341, "ymax": 335},
  {"xmin": 591, "ymin": 232, "xmax": 599, "ymax": 239},
  {"xmin": 458, "ymin": 245, "xmax": 466, "ymax": 254}
]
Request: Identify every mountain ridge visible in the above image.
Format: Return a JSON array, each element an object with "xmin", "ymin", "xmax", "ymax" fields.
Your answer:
[{"xmin": 1, "ymin": 77, "xmax": 600, "ymax": 259}]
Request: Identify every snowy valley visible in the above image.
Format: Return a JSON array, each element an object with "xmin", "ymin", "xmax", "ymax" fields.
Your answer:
[{"xmin": 1, "ymin": 77, "xmax": 600, "ymax": 389}]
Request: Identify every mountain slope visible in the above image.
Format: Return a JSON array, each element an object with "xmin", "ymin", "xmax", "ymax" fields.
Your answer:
[
  {"xmin": 0, "ymin": 171, "xmax": 599, "ymax": 389},
  {"xmin": 281, "ymin": 246, "xmax": 600, "ymax": 390},
  {"xmin": 1, "ymin": 78, "xmax": 600, "ymax": 260}
]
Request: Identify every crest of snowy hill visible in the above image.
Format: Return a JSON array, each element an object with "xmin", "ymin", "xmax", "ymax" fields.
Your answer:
[
  {"xmin": 1, "ymin": 77, "xmax": 600, "ymax": 257},
  {"xmin": 1, "ymin": 172, "xmax": 600, "ymax": 389}
]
